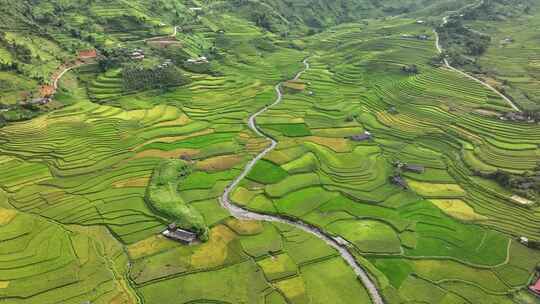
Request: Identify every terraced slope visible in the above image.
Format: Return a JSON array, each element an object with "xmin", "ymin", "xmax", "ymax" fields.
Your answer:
[
  {"xmin": 0, "ymin": 12, "xmax": 377, "ymax": 304},
  {"xmin": 0, "ymin": 2, "xmax": 539, "ymax": 304},
  {"xmin": 441, "ymin": 0, "xmax": 540, "ymax": 111},
  {"xmin": 229, "ymin": 19, "xmax": 540, "ymax": 303}
]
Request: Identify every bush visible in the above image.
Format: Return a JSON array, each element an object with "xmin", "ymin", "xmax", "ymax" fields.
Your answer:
[
  {"xmin": 122, "ymin": 63, "xmax": 189, "ymax": 91},
  {"xmin": 437, "ymin": 19, "xmax": 491, "ymax": 66},
  {"xmin": 476, "ymin": 168, "xmax": 540, "ymax": 201},
  {"xmin": 146, "ymin": 159, "xmax": 209, "ymax": 241}
]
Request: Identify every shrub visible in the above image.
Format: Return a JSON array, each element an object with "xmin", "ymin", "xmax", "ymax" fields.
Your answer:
[
  {"xmin": 146, "ymin": 159, "xmax": 208, "ymax": 241},
  {"xmin": 122, "ymin": 63, "xmax": 189, "ymax": 91}
]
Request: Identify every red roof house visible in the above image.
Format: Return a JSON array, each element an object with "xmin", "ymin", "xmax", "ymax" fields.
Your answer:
[
  {"xmin": 78, "ymin": 49, "xmax": 97, "ymax": 59},
  {"xmin": 529, "ymin": 277, "xmax": 540, "ymax": 296}
]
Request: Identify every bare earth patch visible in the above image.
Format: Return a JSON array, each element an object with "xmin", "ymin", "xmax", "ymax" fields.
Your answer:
[
  {"xmin": 510, "ymin": 195, "xmax": 535, "ymax": 206},
  {"xmin": 474, "ymin": 109, "xmax": 500, "ymax": 117}
]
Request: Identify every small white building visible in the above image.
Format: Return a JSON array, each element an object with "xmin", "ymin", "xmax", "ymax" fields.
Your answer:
[{"xmin": 186, "ymin": 56, "xmax": 209, "ymax": 64}]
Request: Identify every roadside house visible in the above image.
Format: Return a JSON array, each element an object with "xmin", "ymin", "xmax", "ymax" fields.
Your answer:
[{"xmin": 162, "ymin": 223, "xmax": 197, "ymax": 244}]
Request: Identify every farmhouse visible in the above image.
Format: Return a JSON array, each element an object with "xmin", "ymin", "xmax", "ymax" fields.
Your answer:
[
  {"xmin": 390, "ymin": 175, "xmax": 408, "ymax": 189},
  {"xmin": 162, "ymin": 223, "xmax": 197, "ymax": 244},
  {"xmin": 349, "ymin": 131, "xmax": 372, "ymax": 142},
  {"xmin": 27, "ymin": 97, "xmax": 51, "ymax": 105},
  {"xmin": 403, "ymin": 164, "xmax": 425, "ymax": 174},
  {"xmin": 519, "ymin": 236, "xmax": 529, "ymax": 245},
  {"xmin": 502, "ymin": 37, "xmax": 514, "ymax": 43}
]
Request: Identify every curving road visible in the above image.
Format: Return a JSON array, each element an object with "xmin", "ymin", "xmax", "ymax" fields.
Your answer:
[
  {"xmin": 219, "ymin": 59, "xmax": 385, "ymax": 304},
  {"xmin": 433, "ymin": 6, "xmax": 521, "ymax": 112}
]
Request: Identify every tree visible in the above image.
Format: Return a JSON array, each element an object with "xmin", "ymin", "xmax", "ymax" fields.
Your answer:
[{"xmin": 401, "ymin": 64, "xmax": 419, "ymax": 74}]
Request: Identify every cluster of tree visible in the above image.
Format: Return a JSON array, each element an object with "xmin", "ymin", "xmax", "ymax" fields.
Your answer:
[
  {"xmin": 0, "ymin": 32, "xmax": 33, "ymax": 64},
  {"xmin": 528, "ymin": 240, "xmax": 540, "ymax": 250},
  {"xmin": 523, "ymin": 110, "xmax": 540, "ymax": 123},
  {"xmin": 97, "ymin": 48, "xmax": 130, "ymax": 72},
  {"xmin": 401, "ymin": 64, "xmax": 420, "ymax": 74},
  {"xmin": 122, "ymin": 63, "xmax": 189, "ymax": 92},
  {"xmin": 476, "ymin": 165, "xmax": 540, "ymax": 202},
  {"xmin": 182, "ymin": 60, "xmax": 214, "ymax": 75},
  {"xmin": 0, "ymin": 105, "xmax": 40, "ymax": 124},
  {"xmin": 437, "ymin": 19, "xmax": 491, "ymax": 67},
  {"xmin": 0, "ymin": 103, "xmax": 6, "ymax": 127},
  {"xmin": 463, "ymin": 0, "xmax": 534, "ymax": 21}
]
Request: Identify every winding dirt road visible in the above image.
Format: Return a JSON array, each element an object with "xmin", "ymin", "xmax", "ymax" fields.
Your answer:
[
  {"xmin": 434, "ymin": 11, "xmax": 521, "ymax": 111},
  {"xmin": 219, "ymin": 59, "xmax": 385, "ymax": 304}
]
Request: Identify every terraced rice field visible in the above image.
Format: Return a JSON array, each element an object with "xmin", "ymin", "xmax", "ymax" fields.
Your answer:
[
  {"xmin": 229, "ymin": 19, "xmax": 540, "ymax": 303},
  {"xmin": 0, "ymin": 13, "xmax": 377, "ymax": 303},
  {"xmin": 462, "ymin": 8, "xmax": 540, "ymax": 111},
  {"xmin": 0, "ymin": 7, "xmax": 539, "ymax": 304}
]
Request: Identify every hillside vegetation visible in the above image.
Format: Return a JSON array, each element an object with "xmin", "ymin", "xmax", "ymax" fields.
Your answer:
[{"xmin": 146, "ymin": 159, "xmax": 208, "ymax": 240}]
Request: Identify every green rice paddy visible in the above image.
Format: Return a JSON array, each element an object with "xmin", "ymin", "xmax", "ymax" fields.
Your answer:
[{"xmin": 0, "ymin": 1, "xmax": 539, "ymax": 303}]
